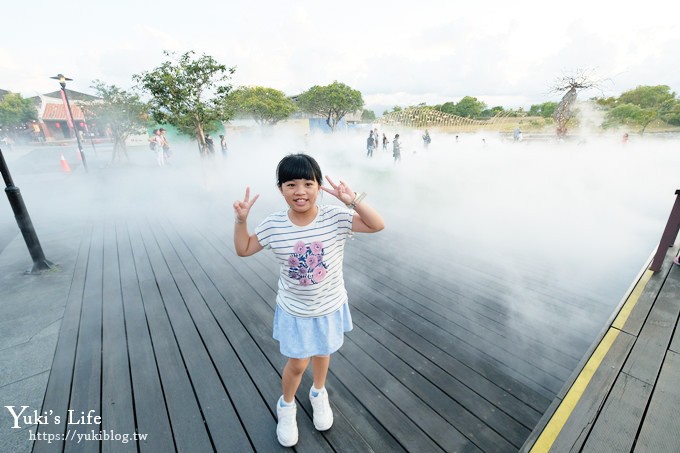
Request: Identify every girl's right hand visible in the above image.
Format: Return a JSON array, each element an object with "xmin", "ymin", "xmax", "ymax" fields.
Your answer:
[{"xmin": 233, "ymin": 187, "xmax": 259, "ymax": 223}]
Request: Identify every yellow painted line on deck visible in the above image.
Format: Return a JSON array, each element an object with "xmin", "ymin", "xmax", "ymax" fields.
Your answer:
[{"xmin": 530, "ymin": 269, "xmax": 653, "ymax": 452}]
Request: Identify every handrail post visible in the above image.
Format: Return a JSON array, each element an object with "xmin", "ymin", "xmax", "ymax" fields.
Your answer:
[
  {"xmin": 0, "ymin": 147, "xmax": 55, "ymax": 273},
  {"xmin": 649, "ymin": 189, "xmax": 680, "ymax": 272}
]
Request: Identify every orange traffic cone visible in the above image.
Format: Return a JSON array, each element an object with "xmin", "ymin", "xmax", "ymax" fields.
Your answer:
[{"xmin": 60, "ymin": 154, "xmax": 71, "ymax": 172}]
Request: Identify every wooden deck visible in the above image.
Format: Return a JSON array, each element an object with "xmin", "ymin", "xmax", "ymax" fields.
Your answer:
[
  {"xmin": 523, "ymin": 244, "xmax": 680, "ymax": 452},
  {"xmin": 27, "ymin": 208, "xmax": 611, "ymax": 453}
]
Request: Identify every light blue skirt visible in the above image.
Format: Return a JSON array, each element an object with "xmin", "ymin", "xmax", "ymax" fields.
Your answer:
[{"xmin": 273, "ymin": 302, "xmax": 353, "ymax": 359}]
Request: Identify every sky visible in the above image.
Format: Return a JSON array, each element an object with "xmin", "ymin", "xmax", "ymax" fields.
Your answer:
[{"xmin": 1, "ymin": 0, "xmax": 679, "ymax": 114}]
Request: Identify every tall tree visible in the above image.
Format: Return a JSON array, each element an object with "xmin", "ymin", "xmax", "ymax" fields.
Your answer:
[
  {"xmin": 0, "ymin": 92, "xmax": 37, "ymax": 137},
  {"xmin": 228, "ymin": 86, "xmax": 297, "ymax": 126},
  {"xmin": 296, "ymin": 81, "xmax": 364, "ymax": 132},
  {"xmin": 81, "ymin": 80, "xmax": 149, "ymax": 163},
  {"xmin": 133, "ymin": 50, "xmax": 235, "ymax": 155},
  {"xmin": 455, "ymin": 96, "xmax": 486, "ymax": 118},
  {"xmin": 551, "ymin": 69, "xmax": 600, "ymax": 137}
]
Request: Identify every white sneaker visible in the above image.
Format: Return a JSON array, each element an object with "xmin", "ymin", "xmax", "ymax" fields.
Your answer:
[
  {"xmin": 276, "ymin": 397, "xmax": 298, "ymax": 447},
  {"xmin": 309, "ymin": 387, "xmax": 333, "ymax": 431}
]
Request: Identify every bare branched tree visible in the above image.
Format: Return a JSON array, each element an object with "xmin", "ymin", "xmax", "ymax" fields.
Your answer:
[{"xmin": 551, "ymin": 69, "xmax": 602, "ymax": 137}]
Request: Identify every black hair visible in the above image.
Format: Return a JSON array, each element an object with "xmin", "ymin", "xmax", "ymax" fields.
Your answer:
[{"xmin": 276, "ymin": 153, "xmax": 323, "ymax": 188}]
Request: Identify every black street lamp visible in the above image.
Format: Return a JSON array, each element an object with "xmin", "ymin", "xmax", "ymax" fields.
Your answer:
[
  {"xmin": 50, "ymin": 74, "xmax": 88, "ymax": 172},
  {"xmin": 0, "ymin": 147, "xmax": 55, "ymax": 273}
]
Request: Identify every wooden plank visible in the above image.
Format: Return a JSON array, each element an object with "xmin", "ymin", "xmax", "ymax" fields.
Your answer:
[
  {"xmin": 33, "ymin": 228, "xmax": 91, "ymax": 453},
  {"xmin": 366, "ymin": 231, "xmax": 609, "ymax": 335},
  {"xmin": 116, "ymin": 222, "xmax": 174, "ymax": 452},
  {"xmin": 153, "ymin": 222, "xmax": 285, "ymax": 452},
  {"xmin": 136, "ymin": 221, "xmax": 252, "ymax": 452},
  {"xmin": 347, "ymin": 244, "xmax": 582, "ymax": 377},
  {"xmin": 344, "ymin": 258, "xmax": 570, "ymax": 394},
  {"xmin": 350, "ymin": 308, "xmax": 535, "ymax": 444},
  {"xmin": 581, "ymin": 372, "xmax": 651, "ymax": 452},
  {"xmin": 344, "ymin": 323, "xmax": 520, "ymax": 451},
  {"xmin": 666, "ymin": 267, "xmax": 680, "ymax": 354},
  {"xmin": 329, "ymin": 351, "xmax": 448, "ymax": 452},
  {"xmin": 126, "ymin": 222, "xmax": 214, "ymax": 452},
  {"xmin": 621, "ymin": 272, "xmax": 680, "ymax": 385},
  {"xmin": 348, "ymin": 276, "xmax": 555, "ymax": 404},
  {"xmin": 620, "ymin": 248, "xmax": 677, "ymax": 337},
  {"xmin": 635, "ymin": 350, "xmax": 680, "ymax": 452},
  {"xmin": 546, "ymin": 329, "xmax": 636, "ymax": 452},
  {"xmin": 100, "ymin": 222, "xmax": 135, "ymax": 453},
  {"xmin": 64, "ymin": 224, "xmax": 104, "ymax": 453},
  {"xmin": 347, "ymin": 237, "xmax": 591, "ymax": 363}
]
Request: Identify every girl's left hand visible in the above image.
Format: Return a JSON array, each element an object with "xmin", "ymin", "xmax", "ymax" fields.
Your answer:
[{"xmin": 321, "ymin": 176, "xmax": 355, "ymax": 205}]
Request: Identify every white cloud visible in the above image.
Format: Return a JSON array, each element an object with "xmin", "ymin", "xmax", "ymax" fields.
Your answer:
[{"xmin": 1, "ymin": 0, "xmax": 678, "ymax": 111}]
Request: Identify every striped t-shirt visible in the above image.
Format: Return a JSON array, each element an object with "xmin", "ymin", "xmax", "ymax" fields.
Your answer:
[{"xmin": 255, "ymin": 205, "xmax": 354, "ymax": 318}]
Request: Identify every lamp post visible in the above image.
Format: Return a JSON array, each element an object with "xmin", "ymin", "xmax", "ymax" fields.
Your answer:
[
  {"xmin": 0, "ymin": 147, "xmax": 55, "ymax": 273},
  {"xmin": 50, "ymin": 74, "xmax": 88, "ymax": 172}
]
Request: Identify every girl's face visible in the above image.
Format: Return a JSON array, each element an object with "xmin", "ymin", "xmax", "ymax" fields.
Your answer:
[{"xmin": 280, "ymin": 178, "xmax": 321, "ymax": 213}]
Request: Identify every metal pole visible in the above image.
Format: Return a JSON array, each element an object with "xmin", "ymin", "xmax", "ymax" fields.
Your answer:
[
  {"xmin": 0, "ymin": 147, "xmax": 55, "ymax": 273},
  {"xmin": 61, "ymin": 87, "xmax": 89, "ymax": 172}
]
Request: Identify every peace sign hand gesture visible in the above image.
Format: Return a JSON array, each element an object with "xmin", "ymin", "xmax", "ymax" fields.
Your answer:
[
  {"xmin": 321, "ymin": 176, "xmax": 355, "ymax": 206},
  {"xmin": 233, "ymin": 187, "xmax": 260, "ymax": 223}
]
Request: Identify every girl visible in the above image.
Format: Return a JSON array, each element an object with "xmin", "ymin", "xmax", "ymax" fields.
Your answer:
[{"xmin": 233, "ymin": 153, "xmax": 385, "ymax": 447}]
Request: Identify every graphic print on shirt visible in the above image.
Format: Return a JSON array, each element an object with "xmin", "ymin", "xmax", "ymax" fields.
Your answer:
[{"xmin": 287, "ymin": 240, "xmax": 327, "ymax": 286}]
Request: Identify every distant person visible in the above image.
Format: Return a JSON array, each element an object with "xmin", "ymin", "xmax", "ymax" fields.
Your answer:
[
  {"xmin": 204, "ymin": 134, "xmax": 215, "ymax": 155},
  {"xmin": 149, "ymin": 129, "xmax": 165, "ymax": 166},
  {"xmin": 159, "ymin": 128, "xmax": 172, "ymax": 161},
  {"xmin": 382, "ymin": 133, "xmax": 389, "ymax": 150},
  {"xmin": 392, "ymin": 134, "xmax": 401, "ymax": 162},
  {"xmin": 373, "ymin": 128, "xmax": 379, "ymax": 149},
  {"xmin": 622, "ymin": 132, "xmax": 629, "ymax": 144},
  {"xmin": 232, "ymin": 153, "xmax": 384, "ymax": 447},
  {"xmin": 220, "ymin": 134, "xmax": 227, "ymax": 156},
  {"xmin": 513, "ymin": 127, "xmax": 522, "ymax": 142},
  {"xmin": 422, "ymin": 129, "xmax": 431, "ymax": 148},
  {"xmin": 366, "ymin": 131, "xmax": 375, "ymax": 157}
]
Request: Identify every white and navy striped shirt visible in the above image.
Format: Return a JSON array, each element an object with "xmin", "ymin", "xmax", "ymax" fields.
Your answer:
[{"xmin": 255, "ymin": 205, "xmax": 354, "ymax": 318}]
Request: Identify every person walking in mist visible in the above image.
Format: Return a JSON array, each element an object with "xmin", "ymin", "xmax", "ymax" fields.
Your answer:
[
  {"xmin": 220, "ymin": 134, "xmax": 227, "ymax": 156},
  {"xmin": 382, "ymin": 133, "xmax": 389, "ymax": 151},
  {"xmin": 149, "ymin": 129, "xmax": 165, "ymax": 166},
  {"xmin": 233, "ymin": 153, "xmax": 384, "ymax": 447},
  {"xmin": 366, "ymin": 131, "xmax": 375, "ymax": 157},
  {"xmin": 392, "ymin": 134, "xmax": 401, "ymax": 162}
]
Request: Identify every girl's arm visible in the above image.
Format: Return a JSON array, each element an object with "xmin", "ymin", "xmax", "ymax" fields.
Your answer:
[
  {"xmin": 322, "ymin": 176, "xmax": 385, "ymax": 233},
  {"xmin": 233, "ymin": 187, "xmax": 264, "ymax": 257},
  {"xmin": 351, "ymin": 201, "xmax": 385, "ymax": 233}
]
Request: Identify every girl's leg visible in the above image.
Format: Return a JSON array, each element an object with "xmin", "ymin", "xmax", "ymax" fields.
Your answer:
[
  {"xmin": 311, "ymin": 355, "xmax": 330, "ymax": 389},
  {"xmin": 282, "ymin": 357, "xmax": 310, "ymax": 402}
]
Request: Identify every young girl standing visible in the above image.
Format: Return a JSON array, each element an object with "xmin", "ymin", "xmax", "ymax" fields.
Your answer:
[{"xmin": 233, "ymin": 153, "xmax": 385, "ymax": 447}]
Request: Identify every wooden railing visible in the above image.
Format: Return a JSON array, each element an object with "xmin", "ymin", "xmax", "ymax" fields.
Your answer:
[{"xmin": 649, "ymin": 189, "xmax": 680, "ymax": 272}]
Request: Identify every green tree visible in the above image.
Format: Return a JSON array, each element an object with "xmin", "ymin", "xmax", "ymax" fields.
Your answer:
[
  {"xmin": 0, "ymin": 92, "xmax": 37, "ymax": 136},
  {"xmin": 296, "ymin": 81, "xmax": 364, "ymax": 132},
  {"xmin": 81, "ymin": 80, "xmax": 149, "ymax": 163},
  {"xmin": 454, "ymin": 96, "xmax": 486, "ymax": 118},
  {"xmin": 361, "ymin": 109, "xmax": 376, "ymax": 122},
  {"xmin": 480, "ymin": 106, "xmax": 504, "ymax": 118},
  {"xmin": 618, "ymin": 85, "xmax": 675, "ymax": 109},
  {"xmin": 133, "ymin": 50, "xmax": 235, "ymax": 155},
  {"xmin": 528, "ymin": 102, "xmax": 557, "ymax": 118},
  {"xmin": 602, "ymin": 85, "xmax": 679, "ymax": 134},
  {"xmin": 228, "ymin": 86, "xmax": 297, "ymax": 126}
]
